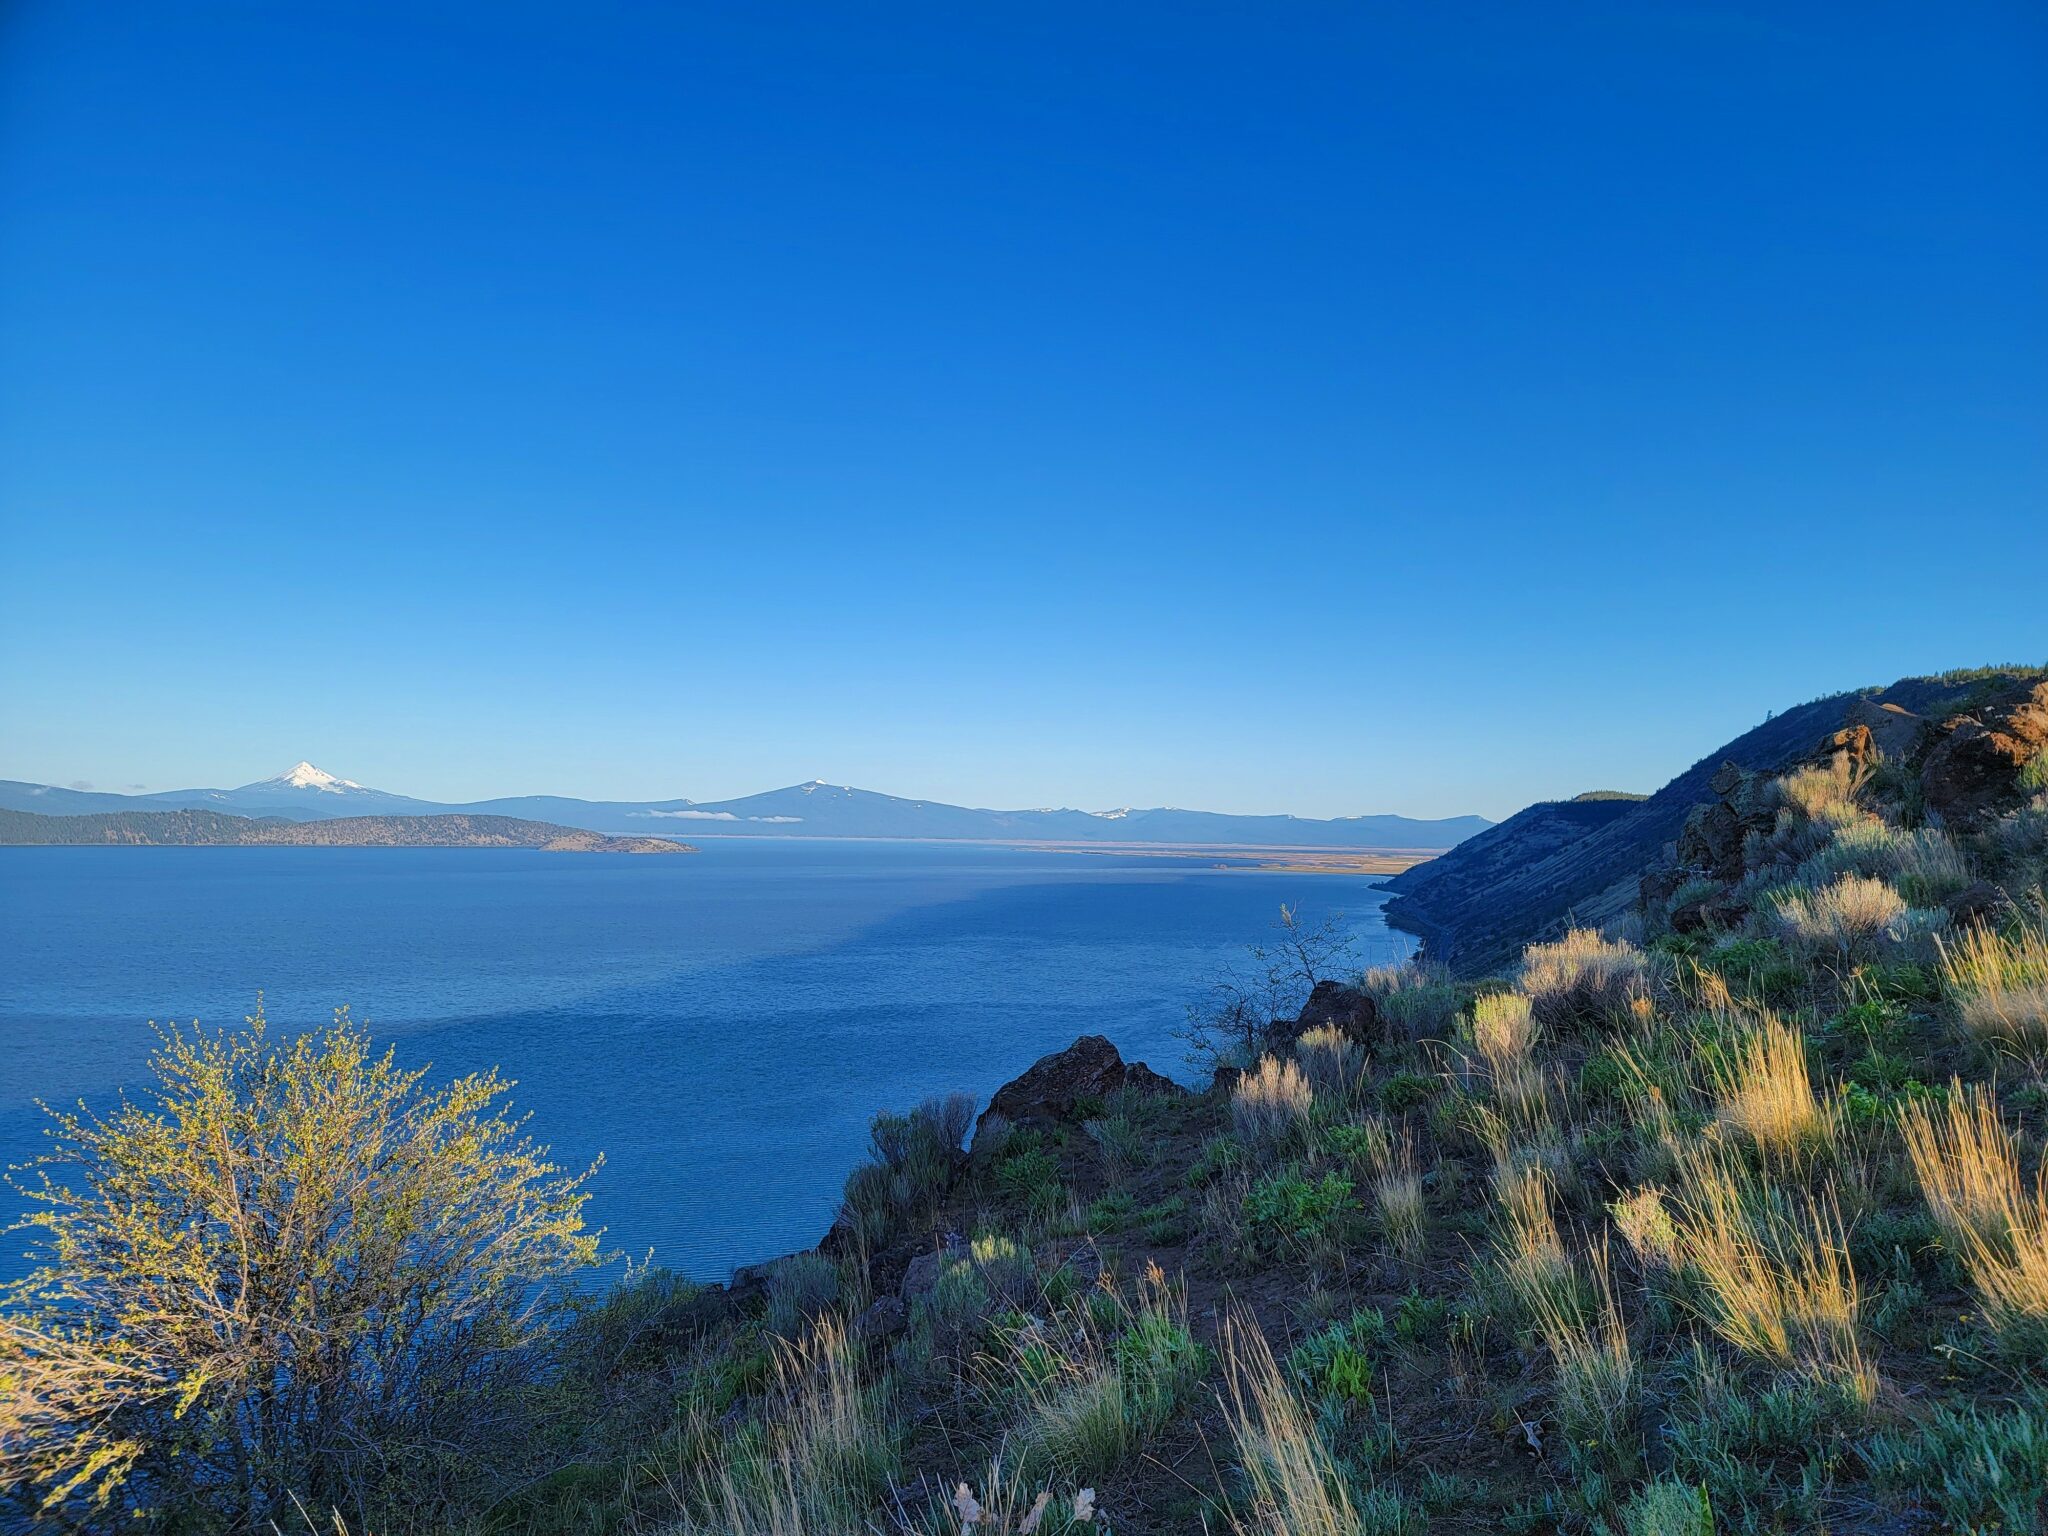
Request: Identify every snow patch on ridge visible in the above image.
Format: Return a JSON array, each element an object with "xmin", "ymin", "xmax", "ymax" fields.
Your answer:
[{"xmin": 265, "ymin": 761, "xmax": 363, "ymax": 793}]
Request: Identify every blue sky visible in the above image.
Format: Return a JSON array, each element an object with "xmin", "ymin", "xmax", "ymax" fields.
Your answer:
[{"xmin": 2, "ymin": 3, "xmax": 2042, "ymax": 821}]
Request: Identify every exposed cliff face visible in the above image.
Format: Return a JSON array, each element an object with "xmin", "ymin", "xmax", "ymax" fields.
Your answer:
[{"xmin": 1382, "ymin": 668, "xmax": 2047, "ymax": 974}]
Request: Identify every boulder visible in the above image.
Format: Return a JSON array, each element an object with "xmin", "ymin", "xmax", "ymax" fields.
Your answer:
[
  {"xmin": 1640, "ymin": 866, "xmax": 1688, "ymax": 908},
  {"xmin": 854, "ymin": 1295, "xmax": 908, "ymax": 1342},
  {"xmin": 1671, "ymin": 891, "xmax": 1747, "ymax": 934},
  {"xmin": 900, "ymin": 1236, "xmax": 966, "ymax": 1302},
  {"xmin": 1669, "ymin": 896, "xmax": 1715, "ymax": 935},
  {"xmin": 1270, "ymin": 979, "xmax": 1383, "ymax": 1051},
  {"xmin": 728, "ymin": 1251, "xmax": 803, "ymax": 1307},
  {"xmin": 1921, "ymin": 683, "xmax": 2048, "ymax": 828},
  {"xmin": 1812, "ymin": 723, "xmax": 1877, "ymax": 774},
  {"xmin": 974, "ymin": 1035, "xmax": 1183, "ymax": 1141},
  {"xmin": 1945, "ymin": 880, "xmax": 2013, "ymax": 930},
  {"xmin": 1676, "ymin": 800, "xmax": 1746, "ymax": 881}
]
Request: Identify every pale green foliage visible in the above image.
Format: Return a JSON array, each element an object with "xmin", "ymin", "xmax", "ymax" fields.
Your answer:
[
  {"xmin": 766, "ymin": 1251, "xmax": 843, "ymax": 1340},
  {"xmin": 1217, "ymin": 1312, "xmax": 1363, "ymax": 1536},
  {"xmin": 1294, "ymin": 1024, "xmax": 1365, "ymax": 1103},
  {"xmin": 1362, "ymin": 962, "xmax": 1461, "ymax": 1041},
  {"xmin": 0, "ymin": 1004, "xmax": 599, "ymax": 1527},
  {"xmin": 1770, "ymin": 874, "xmax": 1907, "ymax": 960},
  {"xmin": 1621, "ymin": 1477, "xmax": 1715, "ymax": 1536},
  {"xmin": 990, "ymin": 1264, "xmax": 1207, "ymax": 1481},
  {"xmin": 671, "ymin": 1315, "xmax": 899, "ymax": 1535},
  {"xmin": 1518, "ymin": 928, "xmax": 1647, "ymax": 1032},
  {"xmin": 841, "ymin": 1092, "xmax": 972, "ymax": 1246}
]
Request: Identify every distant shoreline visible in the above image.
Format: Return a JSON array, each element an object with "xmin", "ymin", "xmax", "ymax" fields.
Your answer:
[
  {"xmin": 671, "ymin": 832, "xmax": 1435, "ymax": 874},
  {"xmin": 0, "ymin": 824, "xmax": 1431, "ymax": 873},
  {"xmin": 0, "ymin": 807, "xmax": 693, "ymax": 855}
]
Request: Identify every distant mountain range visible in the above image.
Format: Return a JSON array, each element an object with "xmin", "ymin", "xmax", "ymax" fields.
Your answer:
[{"xmin": 0, "ymin": 763, "xmax": 1493, "ymax": 850}]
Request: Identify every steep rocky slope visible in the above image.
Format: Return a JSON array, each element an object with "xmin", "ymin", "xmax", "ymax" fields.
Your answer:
[{"xmin": 1384, "ymin": 667, "xmax": 2046, "ymax": 973}]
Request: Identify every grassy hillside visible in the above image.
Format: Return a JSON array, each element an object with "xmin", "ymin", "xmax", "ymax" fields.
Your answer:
[
  {"xmin": 7, "ymin": 675, "xmax": 2048, "ymax": 1534},
  {"xmin": 0, "ymin": 806, "xmax": 691, "ymax": 853},
  {"xmin": 1384, "ymin": 666, "xmax": 2047, "ymax": 974}
]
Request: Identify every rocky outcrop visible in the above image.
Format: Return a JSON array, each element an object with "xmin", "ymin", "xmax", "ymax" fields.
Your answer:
[
  {"xmin": 1267, "ymin": 979, "xmax": 1384, "ymax": 1052},
  {"xmin": 1921, "ymin": 681, "xmax": 2048, "ymax": 829},
  {"xmin": 1385, "ymin": 669, "xmax": 2047, "ymax": 974},
  {"xmin": 974, "ymin": 1035, "xmax": 1183, "ymax": 1142}
]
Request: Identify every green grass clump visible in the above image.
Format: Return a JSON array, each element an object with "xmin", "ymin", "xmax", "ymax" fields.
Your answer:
[
  {"xmin": 1242, "ymin": 1169, "xmax": 1359, "ymax": 1257},
  {"xmin": 1859, "ymin": 1397, "xmax": 2048, "ymax": 1532},
  {"xmin": 1286, "ymin": 1309, "xmax": 1387, "ymax": 1406}
]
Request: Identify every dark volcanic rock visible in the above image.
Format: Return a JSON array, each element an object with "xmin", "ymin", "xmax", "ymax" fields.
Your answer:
[
  {"xmin": 1270, "ymin": 980, "xmax": 1384, "ymax": 1051},
  {"xmin": 1814, "ymin": 724, "xmax": 1877, "ymax": 774},
  {"xmin": 854, "ymin": 1295, "xmax": 908, "ymax": 1341},
  {"xmin": 900, "ymin": 1237, "xmax": 966, "ymax": 1302},
  {"xmin": 1921, "ymin": 683, "xmax": 2048, "ymax": 829},
  {"xmin": 974, "ymin": 1035, "xmax": 1184, "ymax": 1141},
  {"xmin": 1946, "ymin": 880, "xmax": 2014, "ymax": 930},
  {"xmin": 1676, "ymin": 797, "xmax": 1747, "ymax": 882}
]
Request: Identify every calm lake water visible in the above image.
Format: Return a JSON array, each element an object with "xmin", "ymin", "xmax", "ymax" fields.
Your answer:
[{"xmin": 0, "ymin": 842, "xmax": 1415, "ymax": 1284}]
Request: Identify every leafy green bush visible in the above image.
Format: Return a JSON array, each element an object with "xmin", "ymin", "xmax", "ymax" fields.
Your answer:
[
  {"xmin": 1286, "ymin": 1309, "xmax": 1387, "ymax": 1406},
  {"xmin": 0, "ymin": 1006, "xmax": 599, "ymax": 1528},
  {"xmin": 991, "ymin": 1130, "xmax": 1067, "ymax": 1215},
  {"xmin": 1379, "ymin": 1070, "xmax": 1440, "ymax": 1113},
  {"xmin": 1242, "ymin": 1169, "xmax": 1359, "ymax": 1256}
]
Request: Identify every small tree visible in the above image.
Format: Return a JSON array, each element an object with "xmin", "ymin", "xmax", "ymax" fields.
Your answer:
[
  {"xmin": 0, "ymin": 1004, "xmax": 601, "ymax": 1530},
  {"xmin": 1177, "ymin": 904, "xmax": 1359, "ymax": 1069}
]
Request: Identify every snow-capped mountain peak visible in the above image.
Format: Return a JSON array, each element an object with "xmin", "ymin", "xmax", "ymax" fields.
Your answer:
[{"xmin": 265, "ymin": 761, "xmax": 364, "ymax": 793}]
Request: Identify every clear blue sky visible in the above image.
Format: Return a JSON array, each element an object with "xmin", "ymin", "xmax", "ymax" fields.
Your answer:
[{"xmin": 2, "ymin": 4, "xmax": 2042, "ymax": 821}]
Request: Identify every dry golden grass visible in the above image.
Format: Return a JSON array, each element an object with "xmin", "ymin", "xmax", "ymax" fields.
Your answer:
[
  {"xmin": 1777, "ymin": 758, "xmax": 1865, "ymax": 826},
  {"xmin": 1900, "ymin": 1080, "xmax": 2023, "ymax": 1249},
  {"xmin": 1772, "ymin": 874, "xmax": 1906, "ymax": 958},
  {"xmin": 1900, "ymin": 1083, "xmax": 2048, "ymax": 1350},
  {"xmin": 1668, "ymin": 1150, "xmax": 1872, "ymax": 1400},
  {"xmin": 1293, "ymin": 1025, "xmax": 1365, "ymax": 1103},
  {"xmin": 1611, "ymin": 1186, "xmax": 1681, "ymax": 1272},
  {"xmin": 1710, "ymin": 1013, "xmax": 1835, "ymax": 1160},
  {"xmin": 1231, "ymin": 1056, "xmax": 1313, "ymax": 1153},
  {"xmin": 1215, "ymin": 1312, "xmax": 1361, "ymax": 1536},
  {"xmin": 1529, "ymin": 1243, "xmax": 1636, "ymax": 1450},
  {"xmin": 1519, "ymin": 928, "xmax": 1648, "ymax": 1032},
  {"xmin": 1470, "ymin": 990, "xmax": 1549, "ymax": 1130},
  {"xmin": 1939, "ymin": 921, "xmax": 2048, "ymax": 1058},
  {"xmin": 1496, "ymin": 1165, "xmax": 1576, "ymax": 1322},
  {"xmin": 1369, "ymin": 1123, "xmax": 1428, "ymax": 1261}
]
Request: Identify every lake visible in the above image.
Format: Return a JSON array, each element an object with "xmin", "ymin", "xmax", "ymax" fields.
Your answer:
[{"xmin": 0, "ymin": 841, "xmax": 1416, "ymax": 1284}]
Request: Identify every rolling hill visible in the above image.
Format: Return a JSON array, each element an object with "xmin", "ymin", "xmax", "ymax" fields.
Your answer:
[{"xmin": 1382, "ymin": 666, "xmax": 2048, "ymax": 971}]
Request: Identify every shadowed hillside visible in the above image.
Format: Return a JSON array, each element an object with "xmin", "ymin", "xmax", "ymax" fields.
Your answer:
[{"xmin": 1384, "ymin": 667, "xmax": 2048, "ymax": 973}]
